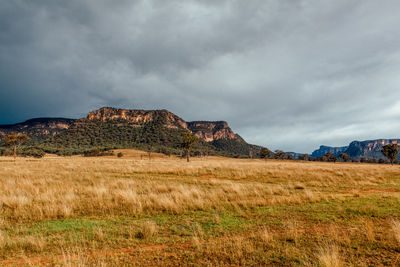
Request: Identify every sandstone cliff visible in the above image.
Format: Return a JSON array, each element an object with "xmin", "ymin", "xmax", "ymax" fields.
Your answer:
[{"xmin": 87, "ymin": 107, "xmax": 187, "ymax": 129}]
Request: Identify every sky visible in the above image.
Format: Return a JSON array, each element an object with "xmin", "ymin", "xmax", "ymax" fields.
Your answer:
[{"xmin": 1, "ymin": 0, "xmax": 400, "ymax": 153}]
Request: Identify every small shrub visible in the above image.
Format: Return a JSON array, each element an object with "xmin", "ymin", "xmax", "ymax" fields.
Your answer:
[
  {"xmin": 117, "ymin": 152, "xmax": 123, "ymax": 158},
  {"xmin": 136, "ymin": 221, "xmax": 158, "ymax": 239}
]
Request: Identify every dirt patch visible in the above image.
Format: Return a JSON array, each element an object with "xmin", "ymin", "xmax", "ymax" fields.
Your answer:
[{"xmin": 199, "ymin": 174, "xmax": 214, "ymax": 178}]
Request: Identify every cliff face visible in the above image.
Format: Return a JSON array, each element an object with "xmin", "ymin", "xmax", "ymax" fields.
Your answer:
[
  {"xmin": 0, "ymin": 118, "xmax": 75, "ymax": 140},
  {"xmin": 345, "ymin": 139, "xmax": 400, "ymax": 159},
  {"xmin": 311, "ymin": 145, "xmax": 348, "ymax": 158},
  {"xmin": 186, "ymin": 121, "xmax": 236, "ymax": 142},
  {"xmin": 87, "ymin": 107, "xmax": 187, "ymax": 129}
]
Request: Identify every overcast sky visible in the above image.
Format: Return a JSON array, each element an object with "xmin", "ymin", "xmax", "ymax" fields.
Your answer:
[{"xmin": 1, "ymin": 0, "xmax": 400, "ymax": 153}]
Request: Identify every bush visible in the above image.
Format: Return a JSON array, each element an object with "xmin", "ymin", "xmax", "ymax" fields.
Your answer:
[
  {"xmin": 117, "ymin": 152, "xmax": 123, "ymax": 158},
  {"xmin": 19, "ymin": 147, "xmax": 45, "ymax": 158},
  {"xmin": 83, "ymin": 148, "xmax": 114, "ymax": 157},
  {"xmin": 0, "ymin": 147, "xmax": 11, "ymax": 156}
]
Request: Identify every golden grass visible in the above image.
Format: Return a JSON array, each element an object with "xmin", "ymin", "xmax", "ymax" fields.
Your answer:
[
  {"xmin": 0, "ymin": 151, "xmax": 399, "ymax": 265},
  {"xmin": 0, "ymin": 153, "xmax": 394, "ymax": 223}
]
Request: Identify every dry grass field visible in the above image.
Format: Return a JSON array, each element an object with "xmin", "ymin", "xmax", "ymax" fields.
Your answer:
[{"xmin": 1, "ymin": 149, "xmax": 400, "ymax": 266}]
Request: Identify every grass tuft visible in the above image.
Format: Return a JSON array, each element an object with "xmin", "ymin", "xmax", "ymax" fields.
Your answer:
[
  {"xmin": 317, "ymin": 243, "xmax": 343, "ymax": 267},
  {"xmin": 391, "ymin": 219, "xmax": 400, "ymax": 246}
]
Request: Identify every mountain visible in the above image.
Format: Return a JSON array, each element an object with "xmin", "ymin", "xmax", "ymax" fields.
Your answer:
[
  {"xmin": 311, "ymin": 145, "xmax": 348, "ymax": 158},
  {"xmin": 311, "ymin": 139, "xmax": 400, "ymax": 159},
  {"xmin": 2, "ymin": 107, "xmax": 261, "ymax": 157},
  {"xmin": 0, "ymin": 118, "xmax": 75, "ymax": 141}
]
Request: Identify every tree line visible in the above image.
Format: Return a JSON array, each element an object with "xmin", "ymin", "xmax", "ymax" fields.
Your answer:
[{"xmin": 1, "ymin": 130, "xmax": 400, "ymax": 164}]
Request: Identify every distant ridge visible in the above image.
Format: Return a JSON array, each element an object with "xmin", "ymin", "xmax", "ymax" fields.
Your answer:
[
  {"xmin": 311, "ymin": 145, "xmax": 348, "ymax": 158},
  {"xmin": 311, "ymin": 139, "xmax": 400, "ymax": 159}
]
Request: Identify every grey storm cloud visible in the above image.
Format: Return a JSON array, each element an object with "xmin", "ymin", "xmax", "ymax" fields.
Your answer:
[{"xmin": 1, "ymin": 0, "xmax": 400, "ymax": 153}]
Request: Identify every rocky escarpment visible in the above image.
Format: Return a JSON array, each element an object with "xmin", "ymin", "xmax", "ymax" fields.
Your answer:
[
  {"xmin": 0, "ymin": 118, "xmax": 75, "ymax": 141},
  {"xmin": 311, "ymin": 145, "xmax": 348, "ymax": 158},
  {"xmin": 186, "ymin": 121, "xmax": 236, "ymax": 142}
]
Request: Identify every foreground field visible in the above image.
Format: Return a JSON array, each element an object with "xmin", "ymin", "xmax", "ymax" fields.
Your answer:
[{"xmin": 1, "ymin": 150, "xmax": 400, "ymax": 266}]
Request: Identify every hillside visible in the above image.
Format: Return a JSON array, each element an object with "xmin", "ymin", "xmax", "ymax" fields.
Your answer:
[
  {"xmin": 0, "ymin": 118, "xmax": 75, "ymax": 141},
  {"xmin": 1, "ymin": 107, "xmax": 262, "ymax": 157}
]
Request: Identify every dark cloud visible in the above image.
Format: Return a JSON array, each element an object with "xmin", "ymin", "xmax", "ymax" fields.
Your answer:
[{"xmin": 1, "ymin": 0, "xmax": 400, "ymax": 152}]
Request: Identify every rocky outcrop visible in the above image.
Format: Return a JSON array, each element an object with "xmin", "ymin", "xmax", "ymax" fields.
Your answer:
[
  {"xmin": 187, "ymin": 121, "xmax": 236, "ymax": 142},
  {"xmin": 311, "ymin": 145, "xmax": 348, "ymax": 158},
  {"xmin": 87, "ymin": 107, "xmax": 187, "ymax": 129}
]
